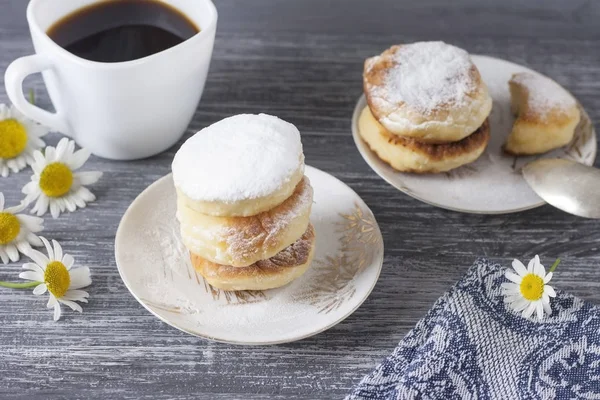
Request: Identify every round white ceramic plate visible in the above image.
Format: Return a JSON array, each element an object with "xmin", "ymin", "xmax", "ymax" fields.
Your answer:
[
  {"xmin": 352, "ymin": 55, "xmax": 597, "ymax": 214},
  {"xmin": 115, "ymin": 166, "xmax": 384, "ymax": 344}
]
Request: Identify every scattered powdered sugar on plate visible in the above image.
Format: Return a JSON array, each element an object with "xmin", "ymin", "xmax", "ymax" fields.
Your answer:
[
  {"xmin": 172, "ymin": 113, "xmax": 304, "ymax": 203},
  {"xmin": 511, "ymin": 72, "xmax": 576, "ymax": 116},
  {"xmin": 374, "ymin": 41, "xmax": 476, "ymax": 114}
]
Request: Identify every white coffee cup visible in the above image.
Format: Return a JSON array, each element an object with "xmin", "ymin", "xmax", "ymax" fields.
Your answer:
[{"xmin": 5, "ymin": 0, "xmax": 217, "ymax": 160}]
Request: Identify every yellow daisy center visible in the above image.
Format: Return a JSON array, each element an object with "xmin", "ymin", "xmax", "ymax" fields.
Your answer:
[
  {"xmin": 0, "ymin": 119, "xmax": 28, "ymax": 159},
  {"xmin": 520, "ymin": 274, "xmax": 544, "ymax": 301},
  {"xmin": 0, "ymin": 212, "xmax": 20, "ymax": 244},
  {"xmin": 39, "ymin": 162, "xmax": 73, "ymax": 197},
  {"xmin": 44, "ymin": 261, "xmax": 71, "ymax": 298}
]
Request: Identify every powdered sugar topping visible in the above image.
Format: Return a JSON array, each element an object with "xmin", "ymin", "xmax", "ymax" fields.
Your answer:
[
  {"xmin": 371, "ymin": 41, "xmax": 476, "ymax": 114},
  {"xmin": 511, "ymin": 72, "xmax": 576, "ymax": 116},
  {"xmin": 219, "ymin": 178, "xmax": 313, "ymax": 261},
  {"xmin": 172, "ymin": 114, "xmax": 304, "ymax": 202}
]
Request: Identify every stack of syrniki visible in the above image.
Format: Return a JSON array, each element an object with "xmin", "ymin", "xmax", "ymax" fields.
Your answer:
[
  {"xmin": 172, "ymin": 114, "xmax": 315, "ymax": 291},
  {"xmin": 360, "ymin": 41, "xmax": 493, "ymax": 173}
]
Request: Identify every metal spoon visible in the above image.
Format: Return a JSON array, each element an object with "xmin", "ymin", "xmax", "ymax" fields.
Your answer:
[{"xmin": 522, "ymin": 158, "xmax": 600, "ymax": 218}]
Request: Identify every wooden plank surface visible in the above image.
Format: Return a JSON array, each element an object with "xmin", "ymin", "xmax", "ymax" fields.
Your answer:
[{"xmin": 1, "ymin": 0, "xmax": 599, "ymax": 398}]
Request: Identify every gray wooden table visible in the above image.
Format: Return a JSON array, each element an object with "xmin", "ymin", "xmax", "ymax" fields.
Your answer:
[{"xmin": 1, "ymin": 0, "xmax": 599, "ymax": 398}]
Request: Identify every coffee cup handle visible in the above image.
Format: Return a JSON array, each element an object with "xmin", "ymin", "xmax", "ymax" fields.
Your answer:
[{"xmin": 5, "ymin": 54, "xmax": 69, "ymax": 135}]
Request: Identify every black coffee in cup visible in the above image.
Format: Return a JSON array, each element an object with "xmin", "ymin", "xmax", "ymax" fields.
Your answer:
[{"xmin": 46, "ymin": 0, "xmax": 199, "ymax": 63}]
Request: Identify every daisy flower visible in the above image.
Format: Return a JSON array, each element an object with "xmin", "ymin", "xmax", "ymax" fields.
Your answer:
[
  {"xmin": 22, "ymin": 138, "xmax": 102, "ymax": 219},
  {"xmin": 0, "ymin": 104, "xmax": 49, "ymax": 177},
  {"xmin": 0, "ymin": 192, "xmax": 43, "ymax": 264},
  {"xmin": 502, "ymin": 255, "xmax": 557, "ymax": 320},
  {"xmin": 19, "ymin": 237, "xmax": 91, "ymax": 321}
]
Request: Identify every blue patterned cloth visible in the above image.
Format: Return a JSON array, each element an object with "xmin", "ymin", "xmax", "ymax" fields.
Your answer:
[{"xmin": 347, "ymin": 259, "xmax": 600, "ymax": 400}]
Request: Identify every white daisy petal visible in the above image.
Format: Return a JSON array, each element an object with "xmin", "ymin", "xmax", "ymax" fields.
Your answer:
[
  {"xmin": 502, "ymin": 286, "xmax": 521, "ymax": 296},
  {"xmin": 522, "ymin": 302, "xmax": 537, "ymax": 319},
  {"xmin": 22, "ymin": 262, "xmax": 44, "ymax": 274},
  {"xmin": 33, "ymin": 283, "xmax": 47, "ymax": 295},
  {"xmin": 68, "ymin": 148, "xmax": 92, "ymax": 170},
  {"xmin": 31, "ymin": 159, "xmax": 43, "ymax": 175},
  {"xmin": 0, "ymin": 249, "xmax": 8, "ymax": 264},
  {"xmin": 6, "ymin": 244, "xmax": 19, "ymax": 262},
  {"xmin": 0, "ymin": 193, "xmax": 4, "ymax": 210},
  {"xmin": 64, "ymin": 197, "xmax": 76, "ymax": 212},
  {"xmin": 504, "ymin": 294, "xmax": 521, "ymax": 304},
  {"xmin": 543, "ymin": 299, "xmax": 552, "ymax": 316},
  {"xmin": 45, "ymin": 146, "xmax": 56, "ymax": 162},
  {"xmin": 32, "ymin": 136, "xmax": 46, "ymax": 148},
  {"xmin": 544, "ymin": 272, "xmax": 553, "ymax": 284},
  {"xmin": 17, "ymin": 214, "xmax": 44, "ymax": 232},
  {"xmin": 63, "ymin": 289, "xmax": 89, "ymax": 302},
  {"xmin": 40, "ymin": 237, "xmax": 54, "ymax": 260},
  {"xmin": 501, "ymin": 282, "xmax": 518, "ymax": 290},
  {"xmin": 534, "ymin": 255, "xmax": 545, "ymax": 276},
  {"xmin": 69, "ymin": 267, "xmax": 92, "ymax": 289},
  {"xmin": 58, "ymin": 299, "xmax": 83, "ymax": 313},
  {"xmin": 545, "ymin": 285, "xmax": 557, "ymax": 298},
  {"xmin": 76, "ymin": 171, "xmax": 102, "ymax": 186},
  {"xmin": 33, "ymin": 195, "xmax": 49, "ymax": 217},
  {"xmin": 505, "ymin": 271, "xmax": 522, "ymax": 284},
  {"xmin": 19, "ymin": 270, "xmax": 43, "ymax": 282},
  {"xmin": 527, "ymin": 257, "xmax": 535, "ymax": 273},
  {"xmin": 5, "ymin": 201, "xmax": 27, "ymax": 214},
  {"xmin": 22, "ymin": 181, "xmax": 37, "ymax": 195},
  {"xmin": 52, "ymin": 240, "xmax": 63, "ymax": 262},
  {"xmin": 33, "ymin": 150, "xmax": 45, "ymax": 167},
  {"xmin": 513, "ymin": 298, "xmax": 530, "ymax": 312},
  {"xmin": 62, "ymin": 254, "xmax": 75, "ymax": 270},
  {"xmin": 50, "ymin": 201, "xmax": 61, "ymax": 219},
  {"xmin": 77, "ymin": 186, "xmax": 96, "ymax": 203},
  {"xmin": 73, "ymin": 195, "xmax": 86, "ymax": 208},
  {"xmin": 27, "ymin": 248, "xmax": 49, "ymax": 268},
  {"xmin": 60, "ymin": 197, "xmax": 68, "ymax": 212},
  {"xmin": 53, "ymin": 304, "xmax": 62, "ymax": 321},
  {"xmin": 66, "ymin": 140, "xmax": 76, "ymax": 158},
  {"xmin": 47, "ymin": 294, "xmax": 57, "ymax": 308},
  {"xmin": 535, "ymin": 302, "xmax": 544, "ymax": 320},
  {"xmin": 56, "ymin": 197, "xmax": 66, "ymax": 212},
  {"xmin": 15, "ymin": 158, "xmax": 26, "ymax": 170},
  {"xmin": 26, "ymin": 232, "xmax": 43, "ymax": 247},
  {"xmin": 15, "ymin": 240, "xmax": 33, "ymax": 255},
  {"xmin": 55, "ymin": 138, "xmax": 70, "ymax": 160}
]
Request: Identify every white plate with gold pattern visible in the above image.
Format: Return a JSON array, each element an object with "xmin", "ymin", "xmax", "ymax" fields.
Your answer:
[
  {"xmin": 115, "ymin": 166, "xmax": 384, "ymax": 344},
  {"xmin": 352, "ymin": 55, "xmax": 597, "ymax": 214}
]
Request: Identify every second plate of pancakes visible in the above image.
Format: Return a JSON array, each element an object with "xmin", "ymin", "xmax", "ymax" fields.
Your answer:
[{"xmin": 352, "ymin": 55, "xmax": 597, "ymax": 214}]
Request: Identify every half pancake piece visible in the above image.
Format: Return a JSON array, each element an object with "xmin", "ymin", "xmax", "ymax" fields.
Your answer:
[
  {"xmin": 358, "ymin": 106, "xmax": 490, "ymax": 173},
  {"xmin": 191, "ymin": 224, "xmax": 316, "ymax": 291},
  {"xmin": 504, "ymin": 72, "xmax": 580, "ymax": 155}
]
